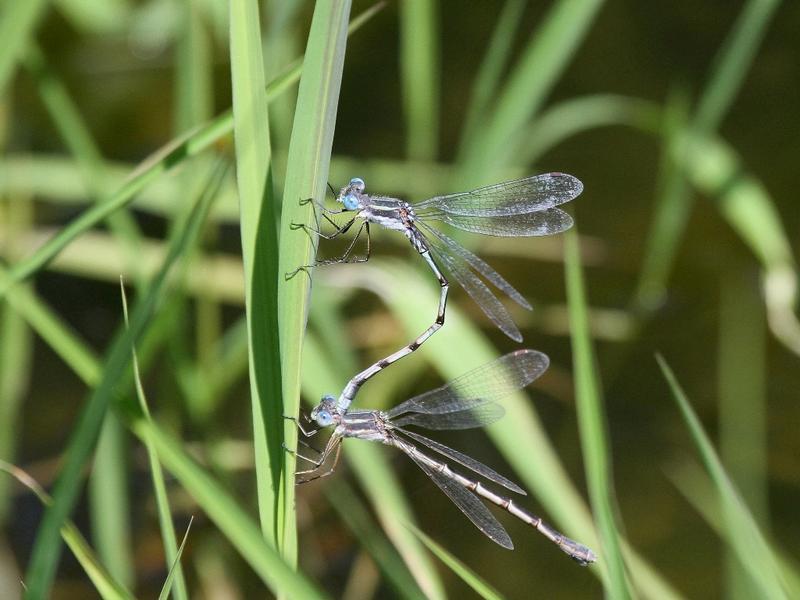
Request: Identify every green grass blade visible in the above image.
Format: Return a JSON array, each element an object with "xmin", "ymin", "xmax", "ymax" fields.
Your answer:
[
  {"xmin": 634, "ymin": 0, "xmax": 781, "ymax": 310},
  {"xmin": 88, "ymin": 416, "xmax": 134, "ymax": 588},
  {"xmin": 681, "ymin": 135, "xmax": 800, "ymax": 356},
  {"xmin": 458, "ymin": 0, "xmax": 528, "ymax": 157},
  {"xmin": 719, "ymin": 270, "xmax": 769, "ymax": 599},
  {"xmin": 522, "ymin": 94, "xmax": 662, "ymax": 164},
  {"xmin": 23, "ymin": 158, "xmax": 224, "ymax": 599},
  {"xmin": 564, "ymin": 226, "xmax": 630, "ymax": 596},
  {"xmin": 0, "ymin": 0, "xmax": 47, "ymax": 92},
  {"xmin": 459, "ymin": 0, "xmax": 603, "ymax": 182},
  {"xmin": 406, "ymin": 525, "xmax": 506, "ymax": 600},
  {"xmin": 157, "ymin": 517, "xmax": 194, "ymax": 600},
  {"xmin": 399, "ymin": 0, "xmax": 439, "ymax": 160},
  {"xmin": 0, "ymin": 461, "xmax": 135, "ymax": 600},
  {"xmin": 656, "ymin": 355, "xmax": 788, "ymax": 598},
  {"xmin": 122, "ymin": 282, "xmax": 188, "ymax": 600},
  {"xmin": 0, "ymin": 4, "xmax": 384, "ymax": 298},
  {"xmin": 693, "ymin": 0, "xmax": 781, "ymax": 134},
  {"xmin": 277, "ymin": 0, "xmax": 352, "ymax": 564},
  {"xmin": 229, "ymin": 0, "xmax": 283, "ymax": 549}
]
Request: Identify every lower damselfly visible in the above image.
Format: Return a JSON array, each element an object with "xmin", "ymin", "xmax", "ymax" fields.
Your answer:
[{"xmin": 288, "ymin": 349, "xmax": 596, "ymax": 565}]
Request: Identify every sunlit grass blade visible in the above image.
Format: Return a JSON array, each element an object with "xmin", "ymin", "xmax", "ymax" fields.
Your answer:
[
  {"xmin": 157, "ymin": 517, "xmax": 193, "ymax": 600},
  {"xmin": 656, "ymin": 355, "xmax": 789, "ymax": 598},
  {"xmin": 278, "ymin": 0, "xmax": 352, "ymax": 564},
  {"xmin": 458, "ymin": 0, "xmax": 528, "ymax": 157},
  {"xmin": 0, "ymin": 460, "xmax": 135, "ymax": 600},
  {"xmin": 406, "ymin": 524, "xmax": 505, "ymax": 600},
  {"xmin": 229, "ymin": 0, "xmax": 284, "ymax": 551},
  {"xmin": 301, "ymin": 331, "xmax": 447, "ymax": 600},
  {"xmin": 0, "ymin": 4, "xmax": 383, "ymax": 298},
  {"xmin": 122, "ymin": 281, "xmax": 188, "ymax": 600},
  {"xmin": 458, "ymin": 0, "xmax": 603, "ymax": 182},
  {"xmin": 326, "ymin": 482, "xmax": 427, "ymax": 600},
  {"xmin": 399, "ymin": 0, "xmax": 439, "ymax": 160},
  {"xmin": 564, "ymin": 227, "xmax": 630, "ymax": 596},
  {"xmin": 23, "ymin": 158, "xmax": 226, "ymax": 599}
]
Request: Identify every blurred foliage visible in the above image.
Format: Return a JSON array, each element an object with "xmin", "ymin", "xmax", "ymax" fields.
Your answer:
[{"xmin": 0, "ymin": 0, "xmax": 798, "ymax": 598}]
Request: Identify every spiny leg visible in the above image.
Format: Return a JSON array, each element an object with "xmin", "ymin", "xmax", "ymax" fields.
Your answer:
[
  {"xmin": 285, "ymin": 220, "xmax": 370, "ymax": 280},
  {"xmin": 297, "ymin": 443, "xmax": 342, "ymax": 483},
  {"xmin": 283, "ymin": 414, "xmax": 319, "ymax": 438},
  {"xmin": 295, "ymin": 436, "xmax": 342, "ymax": 478}
]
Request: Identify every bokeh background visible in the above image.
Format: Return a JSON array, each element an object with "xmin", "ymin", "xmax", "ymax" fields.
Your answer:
[{"xmin": 1, "ymin": 0, "xmax": 798, "ymax": 598}]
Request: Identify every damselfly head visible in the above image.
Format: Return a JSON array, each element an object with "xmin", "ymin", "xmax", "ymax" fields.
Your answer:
[
  {"xmin": 338, "ymin": 177, "xmax": 366, "ymax": 211},
  {"xmin": 311, "ymin": 394, "xmax": 337, "ymax": 427}
]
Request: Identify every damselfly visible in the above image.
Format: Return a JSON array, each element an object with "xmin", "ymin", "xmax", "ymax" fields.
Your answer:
[
  {"xmin": 291, "ymin": 174, "xmax": 583, "ymax": 413},
  {"xmin": 288, "ymin": 349, "xmax": 596, "ymax": 565}
]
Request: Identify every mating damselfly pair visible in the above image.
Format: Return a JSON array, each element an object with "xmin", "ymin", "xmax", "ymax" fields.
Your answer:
[{"xmin": 287, "ymin": 174, "xmax": 596, "ymax": 565}]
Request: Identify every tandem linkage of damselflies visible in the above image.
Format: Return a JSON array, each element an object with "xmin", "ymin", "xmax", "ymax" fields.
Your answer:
[{"xmin": 285, "ymin": 174, "xmax": 596, "ymax": 565}]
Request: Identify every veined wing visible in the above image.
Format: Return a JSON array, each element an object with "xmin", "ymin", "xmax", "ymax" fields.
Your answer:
[
  {"xmin": 396, "ymin": 428, "xmax": 525, "ymax": 494},
  {"xmin": 418, "ymin": 206, "xmax": 574, "ymax": 237},
  {"xmin": 404, "ymin": 447, "xmax": 514, "ymax": 549},
  {"xmin": 390, "ymin": 403, "xmax": 505, "ymax": 430},
  {"xmin": 430, "ymin": 238, "xmax": 523, "ymax": 341},
  {"xmin": 418, "ymin": 222, "xmax": 532, "ymax": 309},
  {"xmin": 387, "ymin": 349, "xmax": 549, "ymax": 418},
  {"xmin": 414, "ymin": 173, "xmax": 582, "ymax": 217}
]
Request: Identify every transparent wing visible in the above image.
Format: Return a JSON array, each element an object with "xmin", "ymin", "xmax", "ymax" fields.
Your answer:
[
  {"xmin": 418, "ymin": 228, "xmax": 522, "ymax": 341},
  {"xmin": 414, "ymin": 173, "xmax": 582, "ymax": 217},
  {"xmin": 419, "ymin": 207, "xmax": 574, "ymax": 237},
  {"xmin": 390, "ymin": 404, "xmax": 505, "ymax": 430},
  {"xmin": 387, "ymin": 349, "xmax": 549, "ymax": 418},
  {"xmin": 404, "ymin": 448, "xmax": 514, "ymax": 549},
  {"xmin": 397, "ymin": 428, "xmax": 525, "ymax": 495},
  {"xmin": 419, "ymin": 222, "xmax": 531, "ymax": 309}
]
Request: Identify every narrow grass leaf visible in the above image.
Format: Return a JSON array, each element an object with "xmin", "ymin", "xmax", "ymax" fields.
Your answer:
[
  {"xmin": 459, "ymin": 0, "xmax": 603, "ymax": 182},
  {"xmin": 0, "ymin": 0, "xmax": 47, "ymax": 91},
  {"xmin": 459, "ymin": 0, "xmax": 528, "ymax": 156},
  {"xmin": 656, "ymin": 355, "xmax": 788, "ymax": 598},
  {"xmin": 122, "ymin": 282, "xmax": 188, "ymax": 600},
  {"xmin": 277, "ymin": 0, "xmax": 352, "ymax": 563},
  {"xmin": 400, "ymin": 0, "xmax": 439, "ymax": 160},
  {"xmin": 681, "ymin": 135, "xmax": 800, "ymax": 356},
  {"xmin": 0, "ymin": 461, "xmax": 134, "ymax": 600},
  {"xmin": 23, "ymin": 158, "xmax": 224, "ymax": 599},
  {"xmin": 406, "ymin": 524, "xmax": 506, "ymax": 600},
  {"xmin": 564, "ymin": 227, "xmax": 630, "ymax": 596},
  {"xmin": 157, "ymin": 517, "xmax": 194, "ymax": 600},
  {"xmin": 229, "ymin": 0, "xmax": 285, "ymax": 550}
]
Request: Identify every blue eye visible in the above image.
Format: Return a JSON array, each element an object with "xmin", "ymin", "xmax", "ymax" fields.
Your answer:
[
  {"xmin": 343, "ymin": 194, "xmax": 358, "ymax": 210},
  {"xmin": 315, "ymin": 410, "xmax": 333, "ymax": 426},
  {"xmin": 349, "ymin": 177, "xmax": 365, "ymax": 192}
]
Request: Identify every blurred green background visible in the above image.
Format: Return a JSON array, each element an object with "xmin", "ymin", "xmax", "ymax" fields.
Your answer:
[{"xmin": 1, "ymin": 0, "xmax": 798, "ymax": 598}]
